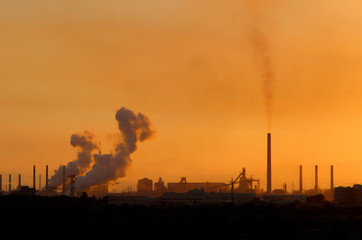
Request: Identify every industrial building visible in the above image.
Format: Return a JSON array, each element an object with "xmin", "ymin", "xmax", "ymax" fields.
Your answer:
[
  {"xmin": 0, "ymin": 133, "xmax": 341, "ymax": 206},
  {"xmin": 137, "ymin": 178, "xmax": 153, "ymax": 193},
  {"xmin": 154, "ymin": 177, "xmax": 166, "ymax": 193},
  {"xmin": 161, "ymin": 188, "xmax": 256, "ymax": 206},
  {"xmin": 334, "ymin": 185, "xmax": 362, "ymax": 205},
  {"xmin": 107, "ymin": 188, "xmax": 257, "ymax": 206},
  {"xmin": 261, "ymin": 194, "xmax": 307, "ymax": 204},
  {"xmin": 167, "ymin": 177, "xmax": 228, "ymax": 193}
]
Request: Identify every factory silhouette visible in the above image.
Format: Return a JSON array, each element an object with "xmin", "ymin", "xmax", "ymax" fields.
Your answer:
[
  {"xmin": 2, "ymin": 132, "xmax": 362, "ymax": 239},
  {"xmin": 0, "ymin": 133, "xmax": 359, "ymax": 206}
]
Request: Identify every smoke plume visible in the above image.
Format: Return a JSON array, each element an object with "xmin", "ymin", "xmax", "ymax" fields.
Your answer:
[
  {"xmin": 74, "ymin": 107, "xmax": 154, "ymax": 192},
  {"xmin": 48, "ymin": 107, "xmax": 153, "ymax": 193},
  {"xmin": 247, "ymin": 0, "xmax": 275, "ymax": 131},
  {"xmin": 48, "ymin": 131, "xmax": 99, "ymax": 187}
]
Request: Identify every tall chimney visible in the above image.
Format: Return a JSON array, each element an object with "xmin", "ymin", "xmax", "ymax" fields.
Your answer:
[
  {"xmin": 33, "ymin": 165, "xmax": 36, "ymax": 190},
  {"xmin": 45, "ymin": 165, "xmax": 48, "ymax": 189},
  {"xmin": 62, "ymin": 165, "xmax": 66, "ymax": 195},
  {"xmin": 331, "ymin": 165, "xmax": 334, "ymax": 199},
  {"xmin": 299, "ymin": 165, "xmax": 303, "ymax": 193},
  {"xmin": 267, "ymin": 133, "xmax": 272, "ymax": 194},
  {"xmin": 18, "ymin": 174, "xmax": 21, "ymax": 190},
  {"xmin": 314, "ymin": 165, "xmax": 318, "ymax": 191},
  {"xmin": 9, "ymin": 174, "xmax": 11, "ymax": 192}
]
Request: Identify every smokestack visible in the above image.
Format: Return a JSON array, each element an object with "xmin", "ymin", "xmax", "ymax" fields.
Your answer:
[
  {"xmin": 46, "ymin": 165, "xmax": 48, "ymax": 189},
  {"xmin": 74, "ymin": 107, "xmax": 154, "ymax": 192},
  {"xmin": 33, "ymin": 165, "xmax": 36, "ymax": 190},
  {"xmin": 267, "ymin": 133, "xmax": 271, "ymax": 194},
  {"xmin": 9, "ymin": 174, "xmax": 11, "ymax": 192},
  {"xmin": 299, "ymin": 165, "xmax": 303, "ymax": 193},
  {"xmin": 18, "ymin": 174, "xmax": 21, "ymax": 190},
  {"xmin": 314, "ymin": 165, "xmax": 318, "ymax": 191},
  {"xmin": 331, "ymin": 165, "xmax": 334, "ymax": 199},
  {"xmin": 62, "ymin": 165, "xmax": 66, "ymax": 195}
]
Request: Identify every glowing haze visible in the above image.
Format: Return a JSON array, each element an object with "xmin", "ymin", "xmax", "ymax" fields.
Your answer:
[
  {"xmin": 247, "ymin": 0, "xmax": 276, "ymax": 131},
  {"xmin": 1, "ymin": 1, "xmax": 362, "ymax": 192}
]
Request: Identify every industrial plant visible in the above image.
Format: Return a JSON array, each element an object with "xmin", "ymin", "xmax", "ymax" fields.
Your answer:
[
  {"xmin": 3, "ymin": 132, "xmax": 362, "ymax": 239},
  {"xmin": 0, "ymin": 133, "xmax": 354, "ymax": 206}
]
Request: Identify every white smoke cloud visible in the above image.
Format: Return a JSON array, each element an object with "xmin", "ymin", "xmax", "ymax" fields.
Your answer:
[
  {"xmin": 48, "ymin": 107, "xmax": 153, "ymax": 193},
  {"xmin": 48, "ymin": 130, "xmax": 99, "ymax": 187}
]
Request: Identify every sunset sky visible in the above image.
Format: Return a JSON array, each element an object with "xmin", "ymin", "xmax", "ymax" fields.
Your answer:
[{"xmin": 1, "ymin": 0, "xmax": 362, "ymax": 192}]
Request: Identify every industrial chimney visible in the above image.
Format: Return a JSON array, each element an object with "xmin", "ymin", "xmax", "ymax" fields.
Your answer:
[
  {"xmin": 267, "ymin": 133, "xmax": 271, "ymax": 194},
  {"xmin": 314, "ymin": 165, "xmax": 318, "ymax": 191},
  {"xmin": 18, "ymin": 174, "xmax": 21, "ymax": 190},
  {"xmin": 33, "ymin": 165, "xmax": 36, "ymax": 190},
  {"xmin": 45, "ymin": 165, "xmax": 48, "ymax": 189},
  {"xmin": 9, "ymin": 174, "xmax": 11, "ymax": 192},
  {"xmin": 331, "ymin": 165, "xmax": 334, "ymax": 199},
  {"xmin": 299, "ymin": 165, "xmax": 303, "ymax": 193},
  {"xmin": 62, "ymin": 165, "xmax": 66, "ymax": 195},
  {"xmin": 39, "ymin": 174, "xmax": 41, "ymax": 191}
]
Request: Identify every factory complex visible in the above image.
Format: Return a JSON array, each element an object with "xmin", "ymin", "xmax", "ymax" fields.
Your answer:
[
  {"xmin": 0, "ymin": 133, "xmax": 360, "ymax": 206},
  {"xmin": 0, "ymin": 163, "xmax": 353, "ymax": 207}
]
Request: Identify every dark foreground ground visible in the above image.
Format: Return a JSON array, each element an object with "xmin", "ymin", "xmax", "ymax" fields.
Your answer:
[{"xmin": 1, "ymin": 195, "xmax": 362, "ymax": 239}]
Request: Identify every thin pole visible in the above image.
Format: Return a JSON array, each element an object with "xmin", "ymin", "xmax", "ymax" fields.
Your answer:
[
  {"xmin": 231, "ymin": 178, "xmax": 234, "ymax": 203},
  {"xmin": 18, "ymin": 174, "xmax": 21, "ymax": 190},
  {"xmin": 46, "ymin": 165, "xmax": 48, "ymax": 189},
  {"xmin": 33, "ymin": 165, "xmax": 36, "ymax": 189},
  {"xmin": 267, "ymin": 133, "xmax": 272, "ymax": 194},
  {"xmin": 9, "ymin": 174, "xmax": 11, "ymax": 192},
  {"xmin": 331, "ymin": 165, "xmax": 334, "ymax": 200},
  {"xmin": 62, "ymin": 165, "xmax": 66, "ymax": 194}
]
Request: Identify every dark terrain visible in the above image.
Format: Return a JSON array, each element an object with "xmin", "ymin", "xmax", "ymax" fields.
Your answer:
[{"xmin": 1, "ymin": 195, "xmax": 361, "ymax": 239}]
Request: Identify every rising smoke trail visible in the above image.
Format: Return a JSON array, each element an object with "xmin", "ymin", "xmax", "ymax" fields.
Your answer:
[
  {"xmin": 74, "ymin": 107, "xmax": 154, "ymax": 192},
  {"xmin": 247, "ymin": 0, "xmax": 275, "ymax": 131},
  {"xmin": 48, "ymin": 131, "xmax": 99, "ymax": 187}
]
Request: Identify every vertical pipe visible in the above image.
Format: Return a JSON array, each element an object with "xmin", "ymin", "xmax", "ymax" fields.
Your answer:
[
  {"xmin": 46, "ymin": 165, "xmax": 48, "ymax": 189},
  {"xmin": 33, "ymin": 165, "xmax": 36, "ymax": 190},
  {"xmin": 18, "ymin": 174, "xmax": 21, "ymax": 190},
  {"xmin": 331, "ymin": 165, "xmax": 334, "ymax": 200},
  {"xmin": 283, "ymin": 183, "xmax": 287, "ymax": 193},
  {"xmin": 9, "ymin": 174, "xmax": 11, "ymax": 192},
  {"xmin": 267, "ymin": 133, "xmax": 272, "ymax": 194},
  {"xmin": 62, "ymin": 165, "xmax": 66, "ymax": 195},
  {"xmin": 299, "ymin": 165, "xmax": 303, "ymax": 193},
  {"xmin": 231, "ymin": 178, "xmax": 234, "ymax": 203},
  {"xmin": 314, "ymin": 165, "xmax": 318, "ymax": 191},
  {"xmin": 0, "ymin": 174, "xmax": 2, "ymax": 191}
]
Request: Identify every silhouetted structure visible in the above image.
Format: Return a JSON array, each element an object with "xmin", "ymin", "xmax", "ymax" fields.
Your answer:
[
  {"xmin": 267, "ymin": 132, "xmax": 271, "ymax": 194},
  {"xmin": 335, "ymin": 184, "xmax": 362, "ymax": 205},
  {"xmin": 299, "ymin": 165, "xmax": 303, "ymax": 193},
  {"xmin": 167, "ymin": 177, "xmax": 227, "ymax": 193},
  {"xmin": 315, "ymin": 165, "xmax": 318, "ymax": 191},
  {"xmin": 137, "ymin": 178, "xmax": 153, "ymax": 193},
  {"xmin": 33, "ymin": 165, "xmax": 36, "ymax": 190},
  {"xmin": 8, "ymin": 174, "xmax": 11, "ymax": 192},
  {"xmin": 331, "ymin": 165, "xmax": 334, "ymax": 200},
  {"xmin": 154, "ymin": 177, "xmax": 166, "ymax": 195}
]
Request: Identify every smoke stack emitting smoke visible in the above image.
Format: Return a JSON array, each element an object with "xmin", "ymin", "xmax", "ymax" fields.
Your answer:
[
  {"xmin": 48, "ymin": 131, "xmax": 99, "ymax": 188},
  {"xmin": 248, "ymin": 0, "xmax": 275, "ymax": 131},
  {"xmin": 49, "ymin": 107, "xmax": 154, "ymax": 193}
]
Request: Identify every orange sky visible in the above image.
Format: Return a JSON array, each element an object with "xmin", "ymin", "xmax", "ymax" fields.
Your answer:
[{"xmin": 1, "ymin": 1, "xmax": 362, "ymax": 192}]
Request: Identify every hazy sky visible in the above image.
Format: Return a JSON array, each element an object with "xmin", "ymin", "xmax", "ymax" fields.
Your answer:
[{"xmin": 1, "ymin": 0, "xmax": 362, "ymax": 192}]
